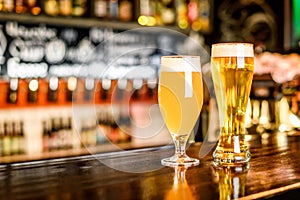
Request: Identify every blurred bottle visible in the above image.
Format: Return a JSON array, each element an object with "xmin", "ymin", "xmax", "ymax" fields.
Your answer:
[
  {"xmin": 18, "ymin": 79, "xmax": 29, "ymax": 106},
  {"xmin": 26, "ymin": 0, "xmax": 42, "ymax": 15},
  {"xmin": 2, "ymin": 122, "xmax": 11, "ymax": 156},
  {"xmin": 73, "ymin": 78, "xmax": 84, "ymax": 103},
  {"xmin": 198, "ymin": 0, "xmax": 211, "ymax": 32},
  {"xmin": 118, "ymin": 0, "xmax": 133, "ymax": 22},
  {"xmin": 66, "ymin": 117, "xmax": 73, "ymax": 149},
  {"xmin": 42, "ymin": 120, "xmax": 50, "ymax": 152},
  {"xmin": 108, "ymin": 0, "xmax": 118, "ymax": 20},
  {"xmin": 7, "ymin": 78, "xmax": 18, "ymax": 104},
  {"xmin": 37, "ymin": 78, "xmax": 49, "ymax": 105},
  {"xmin": 15, "ymin": 0, "xmax": 27, "ymax": 14},
  {"xmin": 91, "ymin": 0, "xmax": 108, "ymax": 18},
  {"xmin": 101, "ymin": 78, "xmax": 112, "ymax": 102},
  {"xmin": 115, "ymin": 79, "xmax": 127, "ymax": 101},
  {"xmin": 58, "ymin": 117, "xmax": 66, "ymax": 149},
  {"xmin": 44, "ymin": 0, "xmax": 59, "ymax": 16},
  {"xmin": 57, "ymin": 78, "xmax": 67, "ymax": 104},
  {"xmin": 48, "ymin": 76, "xmax": 59, "ymax": 103},
  {"xmin": 50, "ymin": 118, "xmax": 59, "ymax": 151},
  {"xmin": 131, "ymin": 79, "xmax": 142, "ymax": 101},
  {"xmin": 84, "ymin": 77, "xmax": 94, "ymax": 102},
  {"xmin": 94, "ymin": 79, "xmax": 102, "ymax": 104},
  {"xmin": 72, "ymin": 0, "xmax": 87, "ymax": 17},
  {"xmin": 67, "ymin": 76, "xmax": 77, "ymax": 102},
  {"xmin": 0, "ymin": 122, "xmax": 4, "ymax": 156},
  {"xmin": 59, "ymin": 0, "xmax": 72, "ymax": 16},
  {"xmin": 147, "ymin": 78, "xmax": 157, "ymax": 101},
  {"xmin": 187, "ymin": 0, "xmax": 199, "ymax": 28},
  {"xmin": 3, "ymin": 0, "xmax": 14, "ymax": 12},
  {"xmin": 10, "ymin": 122, "xmax": 19, "ymax": 155},
  {"xmin": 28, "ymin": 78, "xmax": 39, "ymax": 103},
  {"xmin": 18, "ymin": 121, "xmax": 25, "ymax": 154}
]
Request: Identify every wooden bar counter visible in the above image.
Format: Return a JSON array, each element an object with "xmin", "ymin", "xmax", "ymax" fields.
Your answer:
[{"xmin": 1, "ymin": 131, "xmax": 300, "ymax": 200}]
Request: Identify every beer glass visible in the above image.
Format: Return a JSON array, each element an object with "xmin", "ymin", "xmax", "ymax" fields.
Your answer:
[
  {"xmin": 158, "ymin": 56, "xmax": 203, "ymax": 167},
  {"xmin": 211, "ymin": 43, "xmax": 254, "ymax": 167}
]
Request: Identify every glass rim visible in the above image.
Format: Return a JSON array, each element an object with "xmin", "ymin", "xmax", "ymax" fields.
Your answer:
[
  {"xmin": 212, "ymin": 42, "xmax": 253, "ymax": 47},
  {"xmin": 161, "ymin": 55, "xmax": 200, "ymax": 59},
  {"xmin": 211, "ymin": 43, "xmax": 254, "ymax": 57}
]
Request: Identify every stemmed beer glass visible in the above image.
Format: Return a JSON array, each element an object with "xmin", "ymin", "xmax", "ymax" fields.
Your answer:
[
  {"xmin": 211, "ymin": 43, "xmax": 254, "ymax": 166},
  {"xmin": 158, "ymin": 55, "xmax": 203, "ymax": 167}
]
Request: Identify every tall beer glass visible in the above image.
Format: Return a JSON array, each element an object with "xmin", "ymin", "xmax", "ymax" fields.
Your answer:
[
  {"xmin": 211, "ymin": 43, "xmax": 254, "ymax": 167},
  {"xmin": 159, "ymin": 56, "xmax": 203, "ymax": 167}
]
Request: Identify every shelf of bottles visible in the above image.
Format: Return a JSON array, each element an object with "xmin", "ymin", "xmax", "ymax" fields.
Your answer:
[
  {"xmin": 0, "ymin": 76, "xmax": 162, "ymax": 160},
  {"xmin": 0, "ymin": 0, "xmax": 212, "ymax": 33}
]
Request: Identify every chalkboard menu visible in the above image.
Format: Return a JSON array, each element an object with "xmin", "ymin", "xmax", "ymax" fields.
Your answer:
[{"xmin": 0, "ymin": 21, "xmax": 191, "ymax": 79}]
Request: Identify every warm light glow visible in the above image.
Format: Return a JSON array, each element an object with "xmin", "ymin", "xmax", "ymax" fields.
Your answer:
[
  {"xmin": 9, "ymin": 78, "xmax": 18, "ymax": 91},
  {"xmin": 31, "ymin": 7, "xmax": 41, "ymax": 15},
  {"xmin": 102, "ymin": 79, "xmax": 111, "ymax": 90},
  {"xmin": 147, "ymin": 16, "xmax": 156, "ymax": 26},
  {"xmin": 133, "ymin": 79, "xmax": 143, "ymax": 90},
  {"xmin": 178, "ymin": 19, "xmax": 188, "ymax": 29},
  {"xmin": 67, "ymin": 77, "xmax": 77, "ymax": 91},
  {"xmin": 49, "ymin": 76, "xmax": 58, "ymax": 90},
  {"xmin": 289, "ymin": 113, "xmax": 300, "ymax": 128},
  {"xmin": 117, "ymin": 79, "xmax": 127, "ymax": 90},
  {"xmin": 192, "ymin": 20, "xmax": 202, "ymax": 31},
  {"xmin": 138, "ymin": 16, "xmax": 148, "ymax": 26},
  {"xmin": 147, "ymin": 79, "xmax": 157, "ymax": 89},
  {"xmin": 85, "ymin": 78, "xmax": 94, "ymax": 90},
  {"xmin": 29, "ymin": 79, "xmax": 39, "ymax": 91}
]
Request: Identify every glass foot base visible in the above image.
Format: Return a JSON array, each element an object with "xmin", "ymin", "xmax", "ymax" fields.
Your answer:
[
  {"xmin": 213, "ymin": 149, "xmax": 250, "ymax": 167},
  {"xmin": 161, "ymin": 155, "xmax": 200, "ymax": 167}
]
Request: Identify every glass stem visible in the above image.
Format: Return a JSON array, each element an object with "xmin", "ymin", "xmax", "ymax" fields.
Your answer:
[{"xmin": 173, "ymin": 135, "xmax": 188, "ymax": 158}]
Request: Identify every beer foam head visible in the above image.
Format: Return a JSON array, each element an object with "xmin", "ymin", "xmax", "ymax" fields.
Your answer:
[
  {"xmin": 160, "ymin": 55, "xmax": 201, "ymax": 72},
  {"xmin": 211, "ymin": 43, "xmax": 254, "ymax": 57}
]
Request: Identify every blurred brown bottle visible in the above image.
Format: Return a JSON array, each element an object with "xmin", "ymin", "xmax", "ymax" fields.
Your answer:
[
  {"xmin": 15, "ymin": 0, "xmax": 27, "ymax": 13},
  {"xmin": 26, "ymin": 0, "xmax": 42, "ymax": 15},
  {"xmin": 118, "ymin": 0, "xmax": 133, "ymax": 21}
]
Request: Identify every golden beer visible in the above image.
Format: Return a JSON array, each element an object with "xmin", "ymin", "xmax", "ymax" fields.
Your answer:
[
  {"xmin": 159, "ymin": 55, "xmax": 203, "ymax": 167},
  {"xmin": 159, "ymin": 71, "xmax": 203, "ymax": 137},
  {"xmin": 211, "ymin": 43, "xmax": 254, "ymax": 166}
]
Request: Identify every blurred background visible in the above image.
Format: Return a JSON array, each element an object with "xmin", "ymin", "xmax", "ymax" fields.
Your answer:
[{"xmin": 0, "ymin": 0, "xmax": 299, "ymax": 163}]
